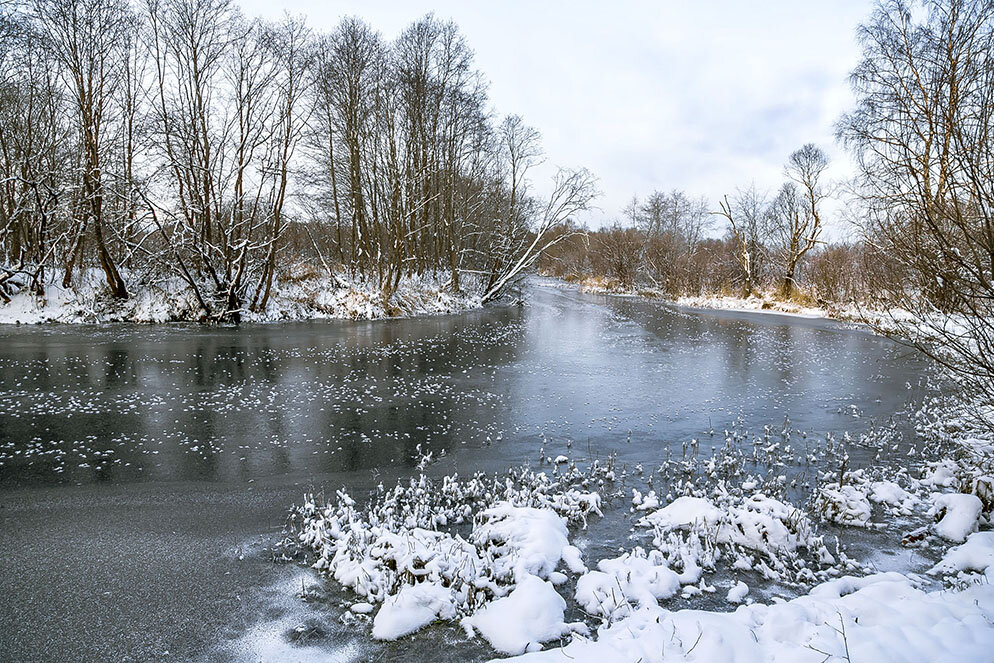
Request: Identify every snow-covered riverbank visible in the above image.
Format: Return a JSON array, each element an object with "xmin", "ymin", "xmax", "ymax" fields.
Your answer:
[
  {"xmin": 676, "ymin": 293, "xmax": 849, "ymax": 320},
  {"xmin": 555, "ymin": 274, "xmax": 883, "ymax": 323},
  {"xmin": 0, "ymin": 269, "xmax": 481, "ymax": 324}
]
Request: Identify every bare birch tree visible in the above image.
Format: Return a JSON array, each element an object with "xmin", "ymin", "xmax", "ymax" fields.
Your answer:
[
  {"xmin": 716, "ymin": 186, "xmax": 768, "ymax": 297},
  {"xmin": 839, "ymin": 0, "xmax": 994, "ymax": 410},
  {"xmin": 767, "ymin": 144, "xmax": 829, "ymax": 298}
]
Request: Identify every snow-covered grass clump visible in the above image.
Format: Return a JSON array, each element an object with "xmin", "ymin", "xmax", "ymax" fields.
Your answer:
[
  {"xmin": 813, "ymin": 479, "xmax": 873, "ymax": 526},
  {"xmin": 811, "ymin": 467, "xmax": 920, "ymax": 527},
  {"xmin": 574, "ymin": 548, "xmax": 683, "ymax": 620},
  {"xmin": 287, "ymin": 464, "xmax": 607, "ymax": 649},
  {"xmin": 639, "ymin": 491, "xmax": 841, "ymax": 588}
]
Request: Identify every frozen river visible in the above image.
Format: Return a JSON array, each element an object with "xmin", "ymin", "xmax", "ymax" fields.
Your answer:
[{"xmin": 0, "ymin": 280, "xmax": 932, "ymax": 661}]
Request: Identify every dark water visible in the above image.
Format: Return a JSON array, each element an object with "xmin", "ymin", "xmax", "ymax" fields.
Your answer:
[{"xmin": 0, "ymin": 281, "xmax": 932, "ymax": 662}]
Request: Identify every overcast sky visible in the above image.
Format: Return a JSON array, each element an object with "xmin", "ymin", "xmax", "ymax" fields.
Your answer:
[{"xmin": 240, "ymin": 0, "xmax": 874, "ymax": 232}]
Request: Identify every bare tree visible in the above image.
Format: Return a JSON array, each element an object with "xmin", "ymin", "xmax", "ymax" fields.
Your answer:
[
  {"xmin": 593, "ymin": 223, "xmax": 642, "ymax": 287},
  {"xmin": 715, "ymin": 185, "xmax": 768, "ymax": 297},
  {"xmin": 475, "ymin": 114, "xmax": 541, "ymax": 295},
  {"xmin": 482, "ymin": 167, "xmax": 598, "ymax": 302},
  {"xmin": 766, "ymin": 144, "xmax": 829, "ymax": 298},
  {"xmin": 839, "ymin": 0, "xmax": 994, "ymax": 411},
  {"xmin": 34, "ymin": 0, "xmax": 132, "ymax": 297},
  {"xmin": 623, "ymin": 189, "xmax": 710, "ymax": 292},
  {"xmin": 251, "ymin": 15, "xmax": 313, "ymax": 311},
  {"xmin": 0, "ymin": 6, "xmax": 69, "ymax": 300}
]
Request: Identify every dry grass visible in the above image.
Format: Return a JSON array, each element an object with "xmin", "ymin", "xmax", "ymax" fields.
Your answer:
[{"xmin": 283, "ymin": 262, "xmax": 328, "ymax": 284}]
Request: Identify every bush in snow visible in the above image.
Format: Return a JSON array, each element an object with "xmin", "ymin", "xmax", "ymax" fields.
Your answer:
[{"xmin": 286, "ymin": 465, "xmax": 607, "ymax": 644}]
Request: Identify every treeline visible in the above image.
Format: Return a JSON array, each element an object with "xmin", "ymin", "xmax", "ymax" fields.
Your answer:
[
  {"xmin": 540, "ymin": 146, "xmax": 899, "ymax": 307},
  {"xmin": 0, "ymin": 0, "xmax": 595, "ymax": 320}
]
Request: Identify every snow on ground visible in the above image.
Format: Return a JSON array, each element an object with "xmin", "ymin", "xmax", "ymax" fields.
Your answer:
[
  {"xmin": 677, "ymin": 293, "xmax": 830, "ymax": 319},
  {"xmin": 557, "ymin": 274, "xmax": 835, "ymax": 319},
  {"xmin": 673, "ymin": 292, "xmax": 905, "ymax": 327},
  {"xmin": 0, "ymin": 268, "xmax": 481, "ymax": 324},
  {"xmin": 498, "ymin": 573, "xmax": 994, "ymax": 663}
]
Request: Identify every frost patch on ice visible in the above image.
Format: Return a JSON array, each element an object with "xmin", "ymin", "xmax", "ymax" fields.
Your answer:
[{"xmin": 219, "ymin": 569, "xmax": 367, "ymax": 663}]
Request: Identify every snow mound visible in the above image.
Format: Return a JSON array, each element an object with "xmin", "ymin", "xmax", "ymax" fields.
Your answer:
[
  {"xmin": 472, "ymin": 504, "xmax": 585, "ymax": 581},
  {"xmin": 922, "ymin": 460, "xmax": 960, "ymax": 489},
  {"xmin": 639, "ymin": 496, "xmax": 721, "ymax": 529},
  {"xmin": 930, "ymin": 493, "xmax": 983, "ymax": 543},
  {"xmin": 929, "ymin": 531, "xmax": 994, "ymax": 577},
  {"xmin": 630, "ymin": 489, "xmax": 660, "ymax": 511},
  {"xmin": 462, "ymin": 576, "xmax": 580, "ymax": 655},
  {"xmin": 726, "ymin": 580, "xmax": 749, "ymax": 604},
  {"xmin": 869, "ymin": 480, "xmax": 918, "ymax": 513},
  {"xmin": 372, "ymin": 582, "xmax": 456, "ymax": 640}
]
